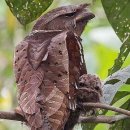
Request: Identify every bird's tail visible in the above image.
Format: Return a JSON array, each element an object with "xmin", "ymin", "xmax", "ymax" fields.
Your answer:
[{"xmin": 30, "ymin": 110, "xmax": 52, "ymax": 130}]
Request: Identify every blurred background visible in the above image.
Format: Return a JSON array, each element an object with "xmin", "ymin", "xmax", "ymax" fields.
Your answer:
[{"xmin": 0, "ymin": 0, "xmax": 130, "ymax": 130}]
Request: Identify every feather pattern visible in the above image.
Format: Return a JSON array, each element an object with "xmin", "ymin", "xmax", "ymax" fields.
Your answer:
[
  {"xmin": 14, "ymin": 4, "xmax": 94, "ymax": 130},
  {"xmin": 14, "ymin": 30, "xmax": 86, "ymax": 130}
]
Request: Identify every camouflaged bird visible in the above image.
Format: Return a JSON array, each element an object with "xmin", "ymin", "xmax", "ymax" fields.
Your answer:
[
  {"xmin": 64, "ymin": 74, "xmax": 102, "ymax": 130},
  {"xmin": 14, "ymin": 4, "xmax": 95, "ymax": 130}
]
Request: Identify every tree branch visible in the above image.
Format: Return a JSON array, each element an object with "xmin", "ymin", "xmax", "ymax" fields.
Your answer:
[
  {"xmin": 0, "ymin": 111, "xmax": 25, "ymax": 122},
  {"xmin": 81, "ymin": 102, "xmax": 130, "ymax": 116},
  {"xmin": 79, "ymin": 114, "xmax": 130, "ymax": 124},
  {"xmin": 0, "ymin": 102, "xmax": 130, "ymax": 125}
]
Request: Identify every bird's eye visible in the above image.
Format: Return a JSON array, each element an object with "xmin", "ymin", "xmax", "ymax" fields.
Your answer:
[
  {"xmin": 65, "ymin": 12, "xmax": 75, "ymax": 17},
  {"xmin": 79, "ymin": 82, "xmax": 85, "ymax": 87},
  {"xmin": 95, "ymin": 86, "xmax": 99, "ymax": 91}
]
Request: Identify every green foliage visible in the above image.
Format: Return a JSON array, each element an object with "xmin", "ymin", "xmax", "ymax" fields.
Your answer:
[
  {"xmin": 93, "ymin": 44, "xmax": 118, "ymax": 78},
  {"xmin": 103, "ymin": 66, "xmax": 130, "ymax": 104},
  {"xmin": 101, "ymin": 0, "xmax": 130, "ymax": 75},
  {"xmin": 95, "ymin": 94, "xmax": 130, "ymax": 130},
  {"xmin": 109, "ymin": 94, "xmax": 130, "ymax": 130},
  {"xmin": 108, "ymin": 43, "xmax": 130, "ymax": 76},
  {"xmin": 0, "ymin": 0, "xmax": 130, "ymax": 130},
  {"xmin": 82, "ymin": 0, "xmax": 130, "ymax": 130},
  {"xmin": 5, "ymin": 0, "xmax": 53, "ymax": 25},
  {"xmin": 99, "ymin": 1, "xmax": 130, "ymax": 129}
]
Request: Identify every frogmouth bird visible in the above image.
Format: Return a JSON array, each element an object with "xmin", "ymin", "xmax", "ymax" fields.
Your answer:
[
  {"xmin": 14, "ymin": 3, "xmax": 95, "ymax": 130},
  {"xmin": 64, "ymin": 74, "xmax": 102, "ymax": 130}
]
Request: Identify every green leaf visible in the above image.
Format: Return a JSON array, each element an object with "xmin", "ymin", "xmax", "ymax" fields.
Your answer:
[
  {"xmin": 106, "ymin": 94, "xmax": 130, "ymax": 115},
  {"xmin": 119, "ymin": 84, "xmax": 130, "ymax": 92},
  {"xmin": 102, "ymin": 66, "xmax": 130, "ymax": 105},
  {"xmin": 108, "ymin": 43, "xmax": 130, "ymax": 76},
  {"xmin": 5, "ymin": 0, "xmax": 53, "ymax": 25},
  {"xmin": 101, "ymin": 0, "xmax": 130, "ymax": 75},
  {"xmin": 82, "ymin": 123, "xmax": 97, "ymax": 130},
  {"xmin": 109, "ymin": 100, "xmax": 130, "ymax": 130},
  {"xmin": 94, "ymin": 94, "xmax": 130, "ymax": 130},
  {"xmin": 106, "ymin": 92, "xmax": 130, "ymax": 130}
]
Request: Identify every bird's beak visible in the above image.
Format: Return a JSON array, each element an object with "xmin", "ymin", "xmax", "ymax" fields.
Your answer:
[
  {"xmin": 76, "ymin": 11, "xmax": 95, "ymax": 22},
  {"xmin": 76, "ymin": 4, "xmax": 95, "ymax": 22}
]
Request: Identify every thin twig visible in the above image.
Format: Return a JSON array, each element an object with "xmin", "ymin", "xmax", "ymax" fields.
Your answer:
[
  {"xmin": 79, "ymin": 114, "xmax": 130, "ymax": 124},
  {"xmin": 81, "ymin": 103, "xmax": 130, "ymax": 116},
  {"xmin": 0, "ymin": 102, "xmax": 130, "ymax": 125},
  {"xmin": 0, "ymin": 111, "xmax": 25, "ymax": 122}
]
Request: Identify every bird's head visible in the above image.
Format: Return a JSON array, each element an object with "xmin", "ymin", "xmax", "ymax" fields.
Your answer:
[
  {"xmin": 77, "ymin": 74, "xmax": 102, "ymax": 104},
  {"xmin": 33, "ymin": 3, "xmax": 95, "ymax": 36}
]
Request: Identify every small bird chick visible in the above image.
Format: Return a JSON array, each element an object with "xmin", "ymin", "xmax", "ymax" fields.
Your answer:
[{"xmin": 76, "ymin": 74, "xmax": 102, "ymax": 113}]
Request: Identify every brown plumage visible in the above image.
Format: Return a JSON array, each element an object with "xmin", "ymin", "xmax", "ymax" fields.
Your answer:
[
  {"xmin": 77, "ymin": 74, "xmax": 102, "ymax": 103},
  {"xmin": 14, "ymin": 4, "xmax": 94, "ymax": 130},
  {"xmin": 64, "ymin": 74, "xmax": 102, "ymax": 130}
]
